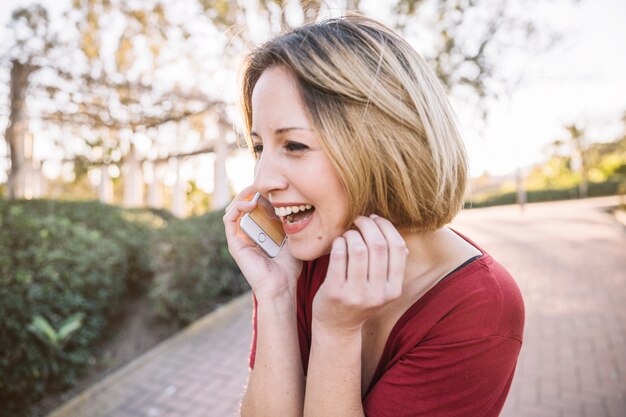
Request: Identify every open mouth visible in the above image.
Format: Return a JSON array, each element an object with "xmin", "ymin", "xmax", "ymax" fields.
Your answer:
[{"xmin": 275, "ymin": 204, "xmax": 315, "ymax": 224}]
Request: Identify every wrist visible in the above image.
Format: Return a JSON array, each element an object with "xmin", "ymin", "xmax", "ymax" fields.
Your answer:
[
  {"xmin": 255, "ymin": 290, "xmax": 297, "ymax": 316},
  {"xmin": 311, "ymin": 319, "xmax": 363, "ymax": 342}
]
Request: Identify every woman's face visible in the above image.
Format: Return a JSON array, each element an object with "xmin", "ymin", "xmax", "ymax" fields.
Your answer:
[{"xmin": 250, "ymin": 65, "xmax": 350, "ymax": 261}]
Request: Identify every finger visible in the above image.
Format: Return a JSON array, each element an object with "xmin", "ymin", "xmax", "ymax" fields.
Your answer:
[
  {"xmin": 370, "ymin": 215, "xmax": 407, "ymax": 290},
  {"xmin": 223, "ymin": 200, "xmax": 258, "ymax": 223},
  {"xmin": 343, "ymin": 229, "xmax": 369, "ymax": 284},
  {"xmin": 354, "ymin": 216, "xmax": 388, "ymax": 286},
  {"xmin": 325, "ymin": 237, "xmax": 348, "ymax": 287},
  {"xmin": 224, "ymin": 185, "xmax": 256, "ymax": 212},
  {"xmin": 223, "ymin": 201, "xmax": 258, "ymax": 246}
]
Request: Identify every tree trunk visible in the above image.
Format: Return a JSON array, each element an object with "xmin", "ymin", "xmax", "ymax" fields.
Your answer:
[{"xmin": 5, "ymin": 60, "xmax": 33, "ymax": 199}]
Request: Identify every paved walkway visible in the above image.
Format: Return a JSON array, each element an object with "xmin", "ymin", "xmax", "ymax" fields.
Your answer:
[{"xmin": 48, "ymin": 196, "xmax": 626, "ymax": 417}]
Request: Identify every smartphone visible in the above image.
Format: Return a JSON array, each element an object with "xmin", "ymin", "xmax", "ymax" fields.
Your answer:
[{"xmin": 239, "ymin": 192, "xmax": 286, "ymax": 258}]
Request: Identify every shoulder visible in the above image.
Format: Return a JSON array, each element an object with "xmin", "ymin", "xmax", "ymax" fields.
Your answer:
[{"xmin": 420, "ymin": 253, "xmax": 525, "ymax": 344}]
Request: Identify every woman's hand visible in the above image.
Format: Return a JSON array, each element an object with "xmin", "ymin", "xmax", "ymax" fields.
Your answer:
[
  {"xmin": 312, "ymin": 215, "xmax": 407, "ymax": 334},
  {"xmin": 223, "ymin": 185, "xmax": 302, "ymax": 301}
]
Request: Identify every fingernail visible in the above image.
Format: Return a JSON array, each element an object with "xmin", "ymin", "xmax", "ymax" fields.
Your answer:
[{"xmin": 370, "ymin": 213, "xmax": 380, "ymax": 218}]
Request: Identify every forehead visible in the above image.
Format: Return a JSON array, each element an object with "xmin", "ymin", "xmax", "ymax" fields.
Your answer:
[{"xmin": 250, "ymin": 66, "xmax": 311, "ymax": 131}]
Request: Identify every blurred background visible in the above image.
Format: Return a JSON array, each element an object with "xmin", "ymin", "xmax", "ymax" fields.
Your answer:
[
  {"xmin": 1, "ymin": 0, "xmax": 625, "ymax": 213},
  {"xmin": 1, "ymin": 0, "xmax": 625, "ymax": 416}
]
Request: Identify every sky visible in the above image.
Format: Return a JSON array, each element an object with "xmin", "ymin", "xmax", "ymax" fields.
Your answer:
[
  {"xmin": 461, "ymin": 0, "xmax": 626, "ymax": 177},
  {"xmin": 1, "ymin": 0, "xmax": 626, "ymax": 190}
]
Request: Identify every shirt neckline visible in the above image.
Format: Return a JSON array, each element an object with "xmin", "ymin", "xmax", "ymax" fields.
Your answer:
[{"xmin": 363, "ymin": 229, "xmax": 488, "ymax": 398}]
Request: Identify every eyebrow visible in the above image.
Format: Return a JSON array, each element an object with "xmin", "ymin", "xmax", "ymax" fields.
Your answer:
[{"xmin": 250, "ymin": 127, "xmax": 312, "ymax": 138}]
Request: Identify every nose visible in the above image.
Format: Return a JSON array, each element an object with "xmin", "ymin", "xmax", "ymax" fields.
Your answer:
[{"xmin": 253, "ymin": 149, "xmax": 288, "ymax": 195}]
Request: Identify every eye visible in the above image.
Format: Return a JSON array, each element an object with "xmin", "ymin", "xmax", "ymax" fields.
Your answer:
[
  {"xmin": 252, "ymin": 143, "xmax": 263, "ymax": 156},
  {"xmin": 285, "ymin": 141, "xmax": 308, "ymax": 152}
]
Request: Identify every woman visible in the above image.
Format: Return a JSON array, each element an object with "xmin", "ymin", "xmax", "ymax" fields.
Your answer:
[{"xmin": 224, "ymin": 15, "xmax": 524, "ymax": 417}]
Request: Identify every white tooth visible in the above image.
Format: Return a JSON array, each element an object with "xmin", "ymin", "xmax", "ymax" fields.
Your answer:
[{"xmin": 277, "ymin": 205, "xmax": 312, "ymax": 217}]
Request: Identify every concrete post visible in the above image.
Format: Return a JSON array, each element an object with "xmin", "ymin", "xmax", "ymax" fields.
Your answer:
[
  {"xmin": 172, "ymin": 158, "xmax": 186, "ymax": 217},
  {"xmin": 212, "ymin": 118, "xmax": 231, "ymax": 209},
  {"xmin": 147, "ymin": 162, "xmax": 163, "ymax": 208},
  {"xmin": 99, "ymin": 165, "xmax": 113, "ymax": 203},
  {"xmin": 123, "ymin": 143, "xmax": 143, "ymax": 207},
  {"xmin": 516, "ymin": 167, "xmax": 527, "ymax": 212}
]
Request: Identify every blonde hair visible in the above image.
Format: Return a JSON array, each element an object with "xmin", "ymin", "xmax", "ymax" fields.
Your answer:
[{"xmin": 241, "ymin": 15, "xmax": 468, "ymax": 231}]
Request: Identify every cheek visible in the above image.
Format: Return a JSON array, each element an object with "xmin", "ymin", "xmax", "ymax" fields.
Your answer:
[
  {"xmin": 331, "ymin": 183, "xmax": 351, "ymax": 227},
  {"xmin": 323, "ymin": 203, "xmax": 350, "ymax": 238},
  {"xmin": 314, "ymin": 155, "xmax": 351, "ymax": 229},
  {"xmin": 317, "ymin": 187, "xmax": 348, "ymax": 224}
]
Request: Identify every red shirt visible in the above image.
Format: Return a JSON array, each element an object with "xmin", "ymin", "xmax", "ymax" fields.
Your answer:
[{"xmin": 250, "ymin": 234, "xmax": 525, "ymax": 416}]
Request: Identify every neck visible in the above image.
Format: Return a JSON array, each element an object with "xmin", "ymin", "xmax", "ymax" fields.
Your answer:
[
  {"xmin": 400, "ymin": 228, "xmax": 448, "ymax": 284},
  {"xmin": 400, "ymin": 227, "xmax": 480, "ymax": 288}
]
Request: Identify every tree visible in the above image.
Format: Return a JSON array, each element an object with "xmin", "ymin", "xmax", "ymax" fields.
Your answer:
[
  {"xmin": 563, "ymin": 123, "xmax": 588, "ymax": 198},
  {"xmin": 40, "ymin": 0, "xmax": 229, "ymax": 166},
  {"xmin": 1, "ymin": 1, "xmax": 232, "ymax": 202},
  {"xmin": 1, "ymin": 0, "xmax": 568, "ymax": 204},
  {"xmin": 197, "ymin": 0, "xmax": 559, "ymax": 116},
  {"xmin": 2, "ymin": 5, "xmax": 55, "ymax": 199}
]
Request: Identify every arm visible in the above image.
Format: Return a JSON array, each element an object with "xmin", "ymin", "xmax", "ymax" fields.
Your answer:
[
  {"xmin": 304, "ymin": 215, "xmax": 406, "ymax": 417},
  {"xmin": 241, "ymin": 292, "xmax": 305, "ymax": 417},
  {"xmin": 223, "ymin": 186, "xmax": 304, "ymax": 417},
  {"xmin": 304, "ymin": 324, "xmax": 364, "ymax": 417}
]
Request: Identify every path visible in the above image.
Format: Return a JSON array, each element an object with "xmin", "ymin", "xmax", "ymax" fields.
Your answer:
[{"xmin": 48, "ymin": 196, "xmax": 626, "ymax": 417}]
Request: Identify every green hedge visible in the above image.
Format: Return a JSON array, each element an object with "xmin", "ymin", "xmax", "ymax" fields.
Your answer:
[
  {"xmin": 7, "ymin": 200, "xmax": 164, "ymax": 293},
  {"xmin": 0, "ymin": 199, "xmax": 245, "ymax": 416},
  {"xmin": 0, "ymin": 200, "xmax": 136, "ymax": 416},
  {"xmin": 466, "ymin": 179, "xmax": 625, "ymax": 209},
  {"xmin": 150, "ymin": 209, "xmax": 247, "ymax": 325}
]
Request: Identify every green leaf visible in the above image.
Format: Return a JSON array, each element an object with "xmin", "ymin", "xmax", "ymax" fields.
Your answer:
[
  {"xmin": 28, "ymin": 315, "xmax": 59, "ymax": 349},
  {"xmin": 58, "ymin": 313, "xmax": 85, "ymax": 343}
]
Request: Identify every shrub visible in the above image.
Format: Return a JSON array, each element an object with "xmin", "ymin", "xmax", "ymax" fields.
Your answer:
[
  {"xmin": 0, "ymin": 199, "xmax": 169, "ymax": 416},
  {"xmin": 0, "ymin": 202, "xmax": 128, "ymax": 416},
  {"xmin": 5, "ymin": 199, "xmax": 161, "ymax": 293},
  {"xmin": 150, "ymin": 210, "xmax": 247, "ymax": 325}
]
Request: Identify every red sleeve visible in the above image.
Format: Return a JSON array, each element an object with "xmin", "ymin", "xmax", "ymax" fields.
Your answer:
[
  {"xmin": 248, "ymin": 293, "xmax": 258, "ymax": 369},
  {"xmin": 363, "ymin": 335, "xmax": 521, "ymax": 417}
]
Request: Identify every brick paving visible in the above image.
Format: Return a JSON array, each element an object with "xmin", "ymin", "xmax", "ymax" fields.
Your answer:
[
  {"xmin": 47, "ymin": 294, "xmax": 253, "ymax": 417},
  {"xmin": 453, "ymin": 196, "xmax": 626, "ymax": 417},
  {"xmin": 47, "ymin": 196, "xmax": 626, "ymax": 417}
]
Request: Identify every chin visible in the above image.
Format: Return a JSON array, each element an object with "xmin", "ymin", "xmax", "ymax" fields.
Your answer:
[{"xmin": 286, "ymin": 240, "xmax": 330, "ymax": 261}]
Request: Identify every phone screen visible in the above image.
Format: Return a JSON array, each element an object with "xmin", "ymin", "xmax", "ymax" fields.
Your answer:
[{"xmin": 249, "ymin": 195, "xmax": 285, "ymax": 245}]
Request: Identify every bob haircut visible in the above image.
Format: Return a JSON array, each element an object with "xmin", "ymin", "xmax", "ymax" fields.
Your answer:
[{"xmin": 240, "ymin": 15, "xmax": 468, "ymax": 231}]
